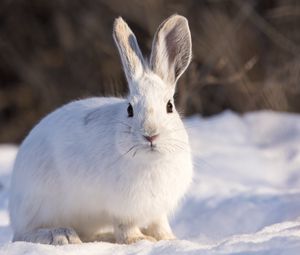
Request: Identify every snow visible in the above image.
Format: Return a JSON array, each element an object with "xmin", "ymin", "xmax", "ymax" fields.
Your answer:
[{"xmin": 0, "ymin": 110, "xmax": 300, "ymax": 254}]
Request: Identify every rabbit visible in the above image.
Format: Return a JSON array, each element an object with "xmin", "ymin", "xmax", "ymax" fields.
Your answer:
[{"xmin": 9, "ymin": 14, "xmax": 193, "ymax": 245}]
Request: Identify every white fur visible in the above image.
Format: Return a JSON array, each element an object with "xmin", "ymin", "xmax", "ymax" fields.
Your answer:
[{"xmin": 9, "ymin": 15, "xmax": 193, "ymax": 245}]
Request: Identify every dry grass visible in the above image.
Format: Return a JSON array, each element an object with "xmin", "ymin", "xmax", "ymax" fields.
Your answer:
[{"xmin": 0, "ymin": 0, "xmax": 299, "ymax": 142}]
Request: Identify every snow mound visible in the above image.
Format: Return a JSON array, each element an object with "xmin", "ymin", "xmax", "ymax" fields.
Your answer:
[{"xmin": 0, "ymin": 111, "xmax": 300, "ymax": 254}]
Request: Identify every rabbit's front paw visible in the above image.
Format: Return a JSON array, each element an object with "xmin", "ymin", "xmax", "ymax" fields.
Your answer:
[
  {"xmin": 141, "ymin": 215, "xmax": 176, "ymax": 241},
  {"xmin": 142, "ymin": 229, "xmax": 175, "ymax": 241},
  {"xmin": 114, "ymin": 223, "xmax": 156, "ymax": 244},
  {"xmin": 121, "ymin": 234, "xmax": 156, "ymax": 244}
]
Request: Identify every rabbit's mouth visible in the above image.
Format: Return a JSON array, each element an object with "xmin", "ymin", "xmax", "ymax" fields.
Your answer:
[
  {"xmin": 140, "ymin": 142, "xmax": 160, "ymax": 153},
  {"xmin": 150, "ymin": 144, "xmax": 157, "ymax": 151},
  {"xmin": 149, "ymin": 144, "xmax": 166, "ymax": 154},
  {"xmin": 146, "ymin": 140, "xmax": 159, "ymax": 151}
]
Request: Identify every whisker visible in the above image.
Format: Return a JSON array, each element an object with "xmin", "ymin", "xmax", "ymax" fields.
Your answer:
[
  {"xmin": 165, "ymin": 138, "xmax": 190, "ymax": 146},
  {"xmin": 165, "ymin": 144, "xmax": 217, "ymax": 171},
  {"xmin": 106, "ymin": 144, "xmax": 140, "ymax": 168},
  {"xmin": 133, "ymin": 147, "xmax": 140, "ymax": 157}
]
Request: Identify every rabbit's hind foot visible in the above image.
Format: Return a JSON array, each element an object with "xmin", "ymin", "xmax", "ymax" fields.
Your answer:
[{"xmin": 13, "ymin": 227, "xmax": 82, "ymax": 245}]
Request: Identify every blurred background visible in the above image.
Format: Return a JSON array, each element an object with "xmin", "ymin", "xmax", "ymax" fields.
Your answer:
[{"xmin": 0, "ymin": 0, "xmax": 299, "ymax": 143}]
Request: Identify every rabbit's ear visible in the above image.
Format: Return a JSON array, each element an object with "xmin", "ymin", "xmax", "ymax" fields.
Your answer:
[
  {"xmin": 150, "ymin": 15, "xmax": 192, "ymax": 86},
  {"xmin": 113, "ymin": 17, "xmax": 145, "ymax": 84}
]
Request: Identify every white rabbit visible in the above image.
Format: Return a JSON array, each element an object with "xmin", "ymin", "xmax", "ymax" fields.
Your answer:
[{"xmin": 9, "ymin": 14, "xmax": 193, "ymax": 245}]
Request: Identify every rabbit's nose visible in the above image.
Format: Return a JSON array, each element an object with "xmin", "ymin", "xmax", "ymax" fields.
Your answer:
[{"xmin": 144, "ymin": 135, "xmax": 159, "ymax": 143}]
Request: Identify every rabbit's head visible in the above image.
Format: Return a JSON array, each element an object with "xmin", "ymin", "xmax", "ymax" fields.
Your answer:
[{"xmin": 113, "ymin": 15, "xmax": 192, "ymax": 156}]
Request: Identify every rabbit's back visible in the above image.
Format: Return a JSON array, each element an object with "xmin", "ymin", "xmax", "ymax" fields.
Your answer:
[{"xmin": 9, "ymin": 97, "xmax": 125, "ymax": 235}]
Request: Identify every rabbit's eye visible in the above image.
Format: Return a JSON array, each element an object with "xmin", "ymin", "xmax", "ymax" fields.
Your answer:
[
  {"xmin": 167, "ymin": 100, "xmax": 173, "ymax": 113},
  {"xmin": 127, "ymin": 103, "xmax": 134, "ymax": 117}
]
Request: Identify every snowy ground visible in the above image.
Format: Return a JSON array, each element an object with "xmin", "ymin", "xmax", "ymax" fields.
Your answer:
[{"xmin": 0, "ymin": 110, "xmax": 300, "ymax": 254}]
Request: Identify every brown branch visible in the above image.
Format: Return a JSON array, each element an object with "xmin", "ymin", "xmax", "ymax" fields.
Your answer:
[
  {"xmin": 200, "ymin": 56, "xmax": 258, "ymax": 86},
  {"xmin": 235, "ymin": 1, "xmax": 300, "ymax": 55}
]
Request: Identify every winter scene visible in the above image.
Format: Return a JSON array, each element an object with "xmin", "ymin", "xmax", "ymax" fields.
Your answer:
[{"xmin": 0, "ymin": 1, "xmax": 299, "ymax": 254}]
